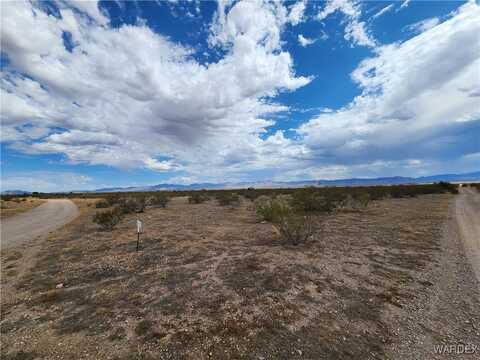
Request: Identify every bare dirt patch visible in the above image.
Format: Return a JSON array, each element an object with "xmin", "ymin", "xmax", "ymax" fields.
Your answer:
[{"xmin": 1, "ymin": 194, "xmax": 473, "ymax": 359}]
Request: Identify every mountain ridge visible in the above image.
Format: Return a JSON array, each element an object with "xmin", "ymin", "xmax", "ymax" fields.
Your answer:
[{"xmin": 4, "ymin": 171, "xmax": 479, "ymax": 194}]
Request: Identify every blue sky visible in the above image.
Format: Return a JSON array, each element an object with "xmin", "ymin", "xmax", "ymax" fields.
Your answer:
[{"xmin": 1, "ymin": 0, "xmax": 479, "ymax": 192}]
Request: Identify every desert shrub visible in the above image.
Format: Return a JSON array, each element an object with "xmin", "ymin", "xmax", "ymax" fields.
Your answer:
[
  {"xmin": 135, "ymin": 320, "xmax": 154, "ymax": 336},
  {"xmin": 130, "ymin": 195, "xmax": 146, "ymax": 213},
  {"xmin": 255, "ymin": 195, "xmax": 277, "ymax": 221},
  {"xmin": 93, "ymin": 208, "xmax": 122, "ymax": 230},
  {"xmin": 217, "ymin": 192, "xmax": 240, "ymax": 207},
  {"xmin": 105, "ymin": 193, "xmax": 121, "ymax": 206},
  {"xmin": 437, "ymin": 181, "xmax": 458, "ymax": 194},
  {"xmin": 355, "ymin": 192, "xmax": 371, "ymax": 208},
  {"xmin": 469, "ymin": 183, "xmax": 480, "ymax": 192},
  {"xmin": 116, "ymin": 198, "xmax": 135, "ymax": 214},
  {"xmin": 290, "ymin": 189, "xmax": 337, "ymax": 213},
  {"xmin": 150, "ymin": 193, "xmax": 170, "ymax": 208},
  {"xmin": 270, "ymin": 199, "xmax": 316, "ymax": 245},
  {"xmin": 243, "ymin": 188, "xmax": 260, "ymax": 201},
  {"xmin": 276, "ymin": 212, "xmax": 316, "ymax": 246},
  {"xmin": 389, "ymin": 188, "xmax": 406, "ymax": 198},
  {"xmin": 135, "ymin": 195, "xmax": 147, "ymax": 212},
  {"xmin": 95, "ymin": 200, "xmax": 109, "ymax": 208},
  {"xmin": 188, "ymin": 192, "xmax": 209, "ymax": 204},
  {"xmin": 255, "ymin": 197, "xmax": 316, "ymax": 245},
  {"xmin": 116, "ymin": 195, "xmax": 146, "ymax": 213},
  {"xmin": 341, "ymin": 192, "xmax": 371, "ymax": 210}
]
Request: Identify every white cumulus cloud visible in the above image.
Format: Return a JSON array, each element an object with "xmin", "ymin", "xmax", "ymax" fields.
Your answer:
[
  {"xmin": 405, "ymin": 17, "xmax": 440, "ymax": 34},
  {"xmin": 316, "ymin": 0, "xmax": 376, "ymax": 48},
  {"xmin": 1, "ymin": 0, "xmax": 311, "ymax": 181},
  {"xmin": 299, "ymin": 0, "xmax": 480, "ymax": 175},
  {"xmin": 288, "ymin": 0, "xmax": 306, "ymax": 26},
  {"xmin": 298, "ymin": 34, "xmax": 316, "ymax": 47},
  {"xmin": 1, "ymin": 0, "xmax": 478, "ymax": 184}
]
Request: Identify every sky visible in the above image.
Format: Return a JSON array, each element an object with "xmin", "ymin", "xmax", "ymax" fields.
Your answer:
[{"xmin": 1, "ymin": 0, "xmax": 479, "ymax": 192}]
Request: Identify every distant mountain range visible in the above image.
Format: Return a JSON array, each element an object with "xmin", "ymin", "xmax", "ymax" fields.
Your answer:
[
  {"xmin": 1, "ymin": 189, "xmax": 32, "ymax": 195},
  {"xmin": 3, "ymin": 171, "xmax": 479, "ymax": 194}
]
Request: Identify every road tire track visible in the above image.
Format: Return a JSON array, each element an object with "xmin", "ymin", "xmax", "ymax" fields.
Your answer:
[
  {"xmin": 455, "ymin": 187, "xmax": 480, "ymax": 289},
  {"xmin": 1, "ymin": 199, "xmax": 79, "ymax": 249}
]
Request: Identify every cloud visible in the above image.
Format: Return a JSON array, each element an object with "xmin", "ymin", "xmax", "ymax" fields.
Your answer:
[
  {"xmin": 164, "ymin": 175, "xmax": 200, "ymax": 185},
  {"xmin": 288, "ymin": 1, "xmax": 306, "ymax": 26},
  {"xmin": 344, "ymin": 20, "xmax": 376, "ymax": 48},
  {"xmin": 399, "ymin": 0, "xmax": 410, "ymax": 10},
  {"xmin": 0, "ymin": 171, "xmax": 92, "ymax": 192},
  {"xmin": 316, "ymin": 0, "xmax": 376, "ymax": 47},
  {"xmin": 298, "ymin": 34, "xmax": 316, "ymax": 47},
  {"xmin": 319, "ymin": 30, "xmax": 329, "ymax": 41},
  {"xmin": 298, "ymin": 0, "xmax": 480, "ymax": 174},
  {"xmin": 1, "ymin": 0, "xmax": 311, "ymax": 180},
  {"xmin": 144, "ymin": 158, "xmax": 179, "ymax": 172},
  {"xmin": 462, "ymin": 152, "xmax": 480, "ymax": 161},
  {"xmin": 1, "ymin": 0, "xmax": 478, "ymax": 184},
  {"xmin": 372, "ymin": 4, "xmax": 394, "ymax": 19},
  {"xmin": 405, "ymin": 17, "xmax": 440, "ymax": 34},
  {"xmin": 61, "ymin": 0, "xmax": 109, "ymax": 25}
]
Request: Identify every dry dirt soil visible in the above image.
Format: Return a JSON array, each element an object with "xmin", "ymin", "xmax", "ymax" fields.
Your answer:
[
  {"xmin": 1, "ymin": 200, "xmax": 79, "ymax": 249},
  {"xmin": 1, "ymin": 193, "xmax": 479, "ymax": 359}
]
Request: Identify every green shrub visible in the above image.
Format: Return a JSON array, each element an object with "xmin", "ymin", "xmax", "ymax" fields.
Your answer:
[
  {"xmin": 468, "ymin": 183, "xmax": 480, "ymax": 192},
  {"xmin": 290, "ymin": 189, "xmax": 337, "ymax": 213},
  {"xmin": 150, "ymin": 193, "xmax": 170, "ymax": 208},
  {"xmin": 93, "ymin": 208, "xmax": 122, "ymax": 230},
  {"xmin": 135, "ymin": 195, "xmax": 147, "ymax": 212},
  {"xmin": 340, "ymin": 192, "xmax": 371, "ymax": 210},
  {"xmin": 116, "ymin": 198, "xmax": 135, "ymax": 214},
  {"xmin": 355, "ymin": 192, "xmax": 370, "ymax": 208},
  {"xmin": 356, "ymin": 192, "xmax": 371, "ymax": 207},
  {"xmin": 271, "ymin": 200, "xmax": 316, "ymax": 245},
  {"xmin": 217, "ymin": 192, "xmax": 240, "ymax": 207},
  {"xmin": 188, "ymin": 192, "xmax": 209, "ymax": 204},
  {"xmin": 135, "ymin": 320, "xmax": 153, "ymax": 336},
  {"xmin": 95, "ymin": 200, "xmax": 109, "ymax": 208},
  {"xmin": 105, "ymin": 193, "xmax": 121, "ymax": 206},
  {"xmin": 255, "ymin": 195, "xmax": 277, "ymax": 221},
  {"xmin": 117, "ymin": 196, "xmax": 146, "ymax": 213},
  {"xmin": 255, "ymin": 197, "xmax": 316, "ymax": 245},
  {"xmin": 243, "ymin": 188, "xmax": 259, "ymax": 201},
  {"xmin": 437, "ymin": 181, "xmax": 458, "ymax": 194}
]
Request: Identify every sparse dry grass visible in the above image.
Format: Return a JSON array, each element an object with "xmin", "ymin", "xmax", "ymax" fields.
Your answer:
[
  {"xmin": 1, "ymin": 194, "xmax": 452, "ymax": 359},
  {"xmin": 0, "ymin": 197, "xmax": 46, "ymax": 219}
]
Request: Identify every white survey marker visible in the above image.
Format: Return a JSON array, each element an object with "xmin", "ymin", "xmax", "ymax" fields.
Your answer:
[{"xmin": 136, "ymin": 219, "xmax": 144, "ymax": 234}]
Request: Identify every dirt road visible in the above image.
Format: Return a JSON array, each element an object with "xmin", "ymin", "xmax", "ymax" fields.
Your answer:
[
  {"xmin": 386, "ymin": 189, "xmax": 480, "ymax": 359},
  {"xmin": 456, "ymin": 187, "xmax": 480, "ymax": 288},
  {"xmin": 1, "ymin": 199, "xmax": 79, "ymax": 249}
]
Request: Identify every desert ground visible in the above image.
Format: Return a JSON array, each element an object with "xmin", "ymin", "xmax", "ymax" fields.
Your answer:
[
  {"xmin": 1, "ymin": 187, "xmax": 479, "ymax": 359},
  {"xmin": 1, "ymin": 200, "xmax": 79, "ymax": 249},
  {"xmin": 0, "ymin": 197, "xmax": 46, "ymax": 219}
]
